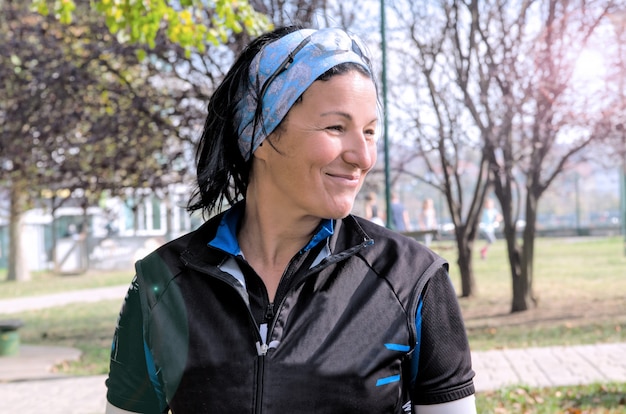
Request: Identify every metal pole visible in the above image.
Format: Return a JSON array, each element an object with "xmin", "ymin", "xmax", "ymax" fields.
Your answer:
[
  {"xmin": 617, "ymin": 14, "xmax": 626, "ymax": 256},
  {"xmin": 621, "ymin": 135, "xmax": 626, "ymax": 256},
  {"xmin": 609, "ymin": 11, "xmax": 626, "ymax": 255},
  {"xmin": 574, "ymin": 172, "xmax": 581, "ymax": 235},
  {"xmin": 380, "ymin": 0, "xmax": 392, "ymax": 228},
  {"xmin": 621, "ymin": 44, "xmax": 626, "ymax": 257}
]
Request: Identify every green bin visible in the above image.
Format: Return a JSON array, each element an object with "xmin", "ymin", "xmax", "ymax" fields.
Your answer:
[{"xmin": 0, "ymin": 320, "xmax": 23, "ymax": 357}]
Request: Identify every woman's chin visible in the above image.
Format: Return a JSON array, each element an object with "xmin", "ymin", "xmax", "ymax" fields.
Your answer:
[{"xmin": 326, "ymin": 203, "xmax": 356, "ymax": 220}]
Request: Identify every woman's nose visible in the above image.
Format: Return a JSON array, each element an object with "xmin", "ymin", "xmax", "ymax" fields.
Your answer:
[{"xmin": 342, "ymin": 131, "xmax": 377, "ymax": 170}]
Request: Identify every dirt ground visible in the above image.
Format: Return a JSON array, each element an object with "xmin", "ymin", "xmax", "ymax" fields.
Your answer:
[{"xmin": 460, "ymin": 295, "xmax": 626, "ymax": 331}]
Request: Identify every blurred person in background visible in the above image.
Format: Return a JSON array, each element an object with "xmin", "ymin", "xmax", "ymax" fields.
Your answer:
[
  {"xmin": 364, "ymin": 191, "xmax": 385, "ymax": 226},
  {"xmin": 418, "ymin": 198, "xmax": 438, "ymax": 247},
  {"xmin": 391, "ymin": 191, "xmax": 411, "ymax": 232},
  {"xmin": 480, "ymin": 198, "xmax": 502, "ymax": 259}
]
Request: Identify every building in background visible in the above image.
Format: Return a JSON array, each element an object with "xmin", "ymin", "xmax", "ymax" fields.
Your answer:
[{"xmin": 0, "ymin": 184, "xmax": 202, "ymax": 273}]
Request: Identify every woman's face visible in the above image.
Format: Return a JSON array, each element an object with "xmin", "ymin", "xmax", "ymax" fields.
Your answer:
[{"xmin": 252, "ymin": 70, "xmax": 378, "ymax": 220}]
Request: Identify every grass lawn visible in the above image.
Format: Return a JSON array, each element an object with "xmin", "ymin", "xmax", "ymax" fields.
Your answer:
[
  {"xmin": 477, "ymin": 383, "xmax": 626, "ymax": 413},
  {"xmin": 0, "ymin": 269, "xmax": 131, "ymax": 299},
  {"xmin": 433, "ymin": 236, "xmax": 626, "ymax": 350},
  {"xmin": 1, "ymin": 235, "xmax": 625, "ymax": 412}
]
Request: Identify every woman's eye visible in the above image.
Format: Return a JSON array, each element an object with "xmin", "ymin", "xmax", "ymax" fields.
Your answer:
[
  {"xmin": 327, "ymin": 125, "xmax": 344, "ymax": 132},
  {"xmin": 364, "ymin": 128, "xmax": 377, "ymax": 140}
]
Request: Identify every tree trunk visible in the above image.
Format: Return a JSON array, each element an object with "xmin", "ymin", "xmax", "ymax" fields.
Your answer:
[
  {"xmin": 7, "ymin": 183, "xmax": 30, "ymax": 282},
  {"xmin": 510, "ymin": 256, "xmax": 530, "ymax": 312},
  {"xmin": 50, "ymin": 197, "xmax": 59, "ymax": 271},
  {"xmin": 455, "ymin": 227, "xmax": 476, "ymax": 297},
  {"xmin": 80, "ymin": 202, "xmax": 90, "ymax": 271},
  {"xmin": 510, "ymin": 192, "xmax": 540, "ymax": 312},
  {"xmin": 163, "ymin": 191, "xmax": 173, "ymax": 242}
]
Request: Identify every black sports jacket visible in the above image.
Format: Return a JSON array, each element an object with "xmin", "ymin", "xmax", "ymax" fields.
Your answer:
[{"xmin": 106, "ymin": 208, "xmax": 475, "ymax": 413}]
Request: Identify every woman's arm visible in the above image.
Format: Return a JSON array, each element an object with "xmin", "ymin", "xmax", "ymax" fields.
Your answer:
[
  {"xmin": 415, "ymin": 395, "xmax": 476, "ymax": 413},
  {"xmin": 105, "ymin": 402, "xmax": 141, "ymax": 414},
  {"xmin": 106, "ymin": 276, "xmax": 165, "ymax": 413},
  {"xmin": 411, "ymin": 269, "xmax": 476, "ymax": 410}
]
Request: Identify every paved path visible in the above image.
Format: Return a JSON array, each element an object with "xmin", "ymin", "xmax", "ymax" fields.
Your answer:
[
  {"xmin": 0, "ymin": 285, "xmax": 129, "ymax": 314},
  {"xmin": 1, "ymin": 287, "xmax": 625, "ymax": 413},
  {"xmin": 472, "ymin": 342, "xmax": 626, "ymax": 391},
  {"xmin": 1, "ymin": 375, "xmax": 107, "ymax": 414}
]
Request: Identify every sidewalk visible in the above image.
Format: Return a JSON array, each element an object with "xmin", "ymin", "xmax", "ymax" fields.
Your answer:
[
  {"xmin": 0, "ymin": 286, "xmax": 128, "ymax": 414},
  {"xmin": 472, "ymin": 342, "xmax": 626, "ymax": 391},
  {"xmin": 1, "ymin": 287, "xmax": 625, "ymax": 413},
  {"xmin": 0, "ymin": 284, "xmax": 129, "ymax": 314}
]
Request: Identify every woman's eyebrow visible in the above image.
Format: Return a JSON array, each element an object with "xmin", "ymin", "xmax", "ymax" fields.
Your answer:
[
  {"xmin": 320, "ymin": 111, "xmax": 352, "ymax": 120},
  {"xmin": 320, "ymin": 111, "xmax": 378, "ymax": 125}
]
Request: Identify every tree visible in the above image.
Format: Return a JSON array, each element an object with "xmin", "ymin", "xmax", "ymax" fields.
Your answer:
[
  {"xmin": 30, "ymin": 0, "xmax": 270, "ymax": 56},
  {"xmin": 389, "ymin": 0, "xmax": 623, "ymax": 311},
  {"xmin": 0, "ymin": 1, "xmax": 196, "ymax": 279},
  {"xmin": 465, "ymin": 0, "xmax": 622, "ymax": 311},
  {"xmin": 387, "ymin": 0, "xmax": 494, "ymax": 297},
  {"xmin": 1, "ymin": 0, "xmax": 338, "ymax": 281}
]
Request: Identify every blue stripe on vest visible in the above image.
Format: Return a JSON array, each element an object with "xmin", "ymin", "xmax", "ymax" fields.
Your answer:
[
  {"xmin": 385, "ymin": 343, "xmax": 411, "ymax": 352},
  {"xmin": 412, "ymin": 298, "xmax": 424, "ymax": 385},
  {"xmin": 144, "ymin": 338, "xmax": 167, "ymax": 412},
  {"xmin": 376, "ymin": 374, "xmax": 401, "ymax": 386}
]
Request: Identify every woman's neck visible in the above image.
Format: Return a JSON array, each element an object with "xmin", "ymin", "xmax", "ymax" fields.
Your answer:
[{"xmin": 237, "ymin": 196, "xmax": 320, "ymax": 301}]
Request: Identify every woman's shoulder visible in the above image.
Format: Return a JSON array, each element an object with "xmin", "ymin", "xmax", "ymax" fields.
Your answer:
[
  {"xmin": 344, "ymin": 215, "xmax": 448, "ymax": 305},
  {"xmin": 348, "ymin": 215, "xmax": 444, "ymax": 266}
]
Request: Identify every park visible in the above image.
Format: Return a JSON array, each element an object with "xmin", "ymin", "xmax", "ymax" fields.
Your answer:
[{"xmin": 2, "ymin": 0, "xmax": 626, "ymax": 412}]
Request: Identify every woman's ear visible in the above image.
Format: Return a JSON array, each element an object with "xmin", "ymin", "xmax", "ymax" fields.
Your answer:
[
  {"xmin": 253, "ymin": 126, "xmax": 285, "ymax": 161},
  {"xmin": 252, "ymin": 139, "xmax": 269, "ymax": 161}
]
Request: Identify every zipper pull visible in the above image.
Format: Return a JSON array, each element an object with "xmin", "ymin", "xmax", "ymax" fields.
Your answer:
[
  {"xmin": 256, "ymin": 342, "xmax": 269, "ymax": 356},
  {"xmin": 255, "ymin": 340, "xmax": 280, "ymax": 356},
  {"xmin": 264, "ymin": 302, "xmax": 274, "ymax": 321}
]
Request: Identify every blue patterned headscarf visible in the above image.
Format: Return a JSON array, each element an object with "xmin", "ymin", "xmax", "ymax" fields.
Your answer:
[{"xmin": 234, "ymin": 28, "xmax": 373, "ymax": 160}]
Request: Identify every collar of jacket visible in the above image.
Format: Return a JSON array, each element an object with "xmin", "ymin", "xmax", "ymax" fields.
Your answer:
[
  {"xmin": 179, "ymin": 208, "xmax": 374, "ymax": 272},
  {"xmin": 207, "ymin": 202, "xmax": 335, "ymax": 257}
]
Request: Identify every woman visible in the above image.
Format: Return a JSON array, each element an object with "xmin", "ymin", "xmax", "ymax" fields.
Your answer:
[
  {"xmin": 105, "ymin": 26, "xmax": 476, "ymax": 413},
  {"xmin": 480, "ymin": 198, "xmax": 501, "ymax": 259},
  {"xmin": 364, "ymin": 191, "xmax": 385, "ymax": 226},
  {"xmin": 418, "ymin": 198, "xmax": 438, "ymax": 247}
]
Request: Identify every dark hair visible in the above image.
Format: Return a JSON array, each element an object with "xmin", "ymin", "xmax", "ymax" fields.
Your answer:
[{"xmin": 187, "ymin": 26, "xmax": 376, "ymax": 217}]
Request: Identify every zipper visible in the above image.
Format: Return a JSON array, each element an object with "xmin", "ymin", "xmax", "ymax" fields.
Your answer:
[
  {"xmin": 264, "ymin": 302, "xmax": 275, "ymax": 321},
  {"xmin": 250, "ymin": 247, "xmax": 346, "ymax": 413},
  {"xmin": 251, "ymin": 251, "xmax": 309, "ymax": 414},
  {"xmin": 181, "ymin": 236, "xmax": 373, "ymax": 414},
  {"xmin": 261, "ymin": 237, "xmax": 374, "ymax": 353},
  {"xmin": 182, "ymin": 258, "xmax": 265, "ymax": 345},
  {"xmin": 182, "ymin": 256, "xmax": 273, "ymax": 414},
  {"xmin": 255, "ymin": 351, "xmax": 265, "ymax": 414}
]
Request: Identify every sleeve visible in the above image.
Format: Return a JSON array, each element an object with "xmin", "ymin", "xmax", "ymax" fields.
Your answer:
[
  {"xmin": 415, "ymin": 395, "xmax": 476, "ymax": 413},
  {"xmin": 411, "ymin": 268, "xmax": 475, "ymax": 407},
  {"xmin": 105, "ymin": 276, "xmax": 164, "ymax": 413}
]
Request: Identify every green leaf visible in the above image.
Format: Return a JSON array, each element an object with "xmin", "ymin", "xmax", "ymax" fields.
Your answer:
[
  {"xmin": 31, "ymin": 0, "xmax": 271, "ymax": 52},
  {"xmin": 30, "ymin": 0, "xmax": 50, "ymax": 16},
  {"xmin": 10, "ymin": 54, "xmax": 22, "ymax": 66}
]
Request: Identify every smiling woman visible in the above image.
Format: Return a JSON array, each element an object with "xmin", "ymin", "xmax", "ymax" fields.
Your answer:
[{"xmin": 104, "ymin": 25, "xmax": 476, "ymax": 414}]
